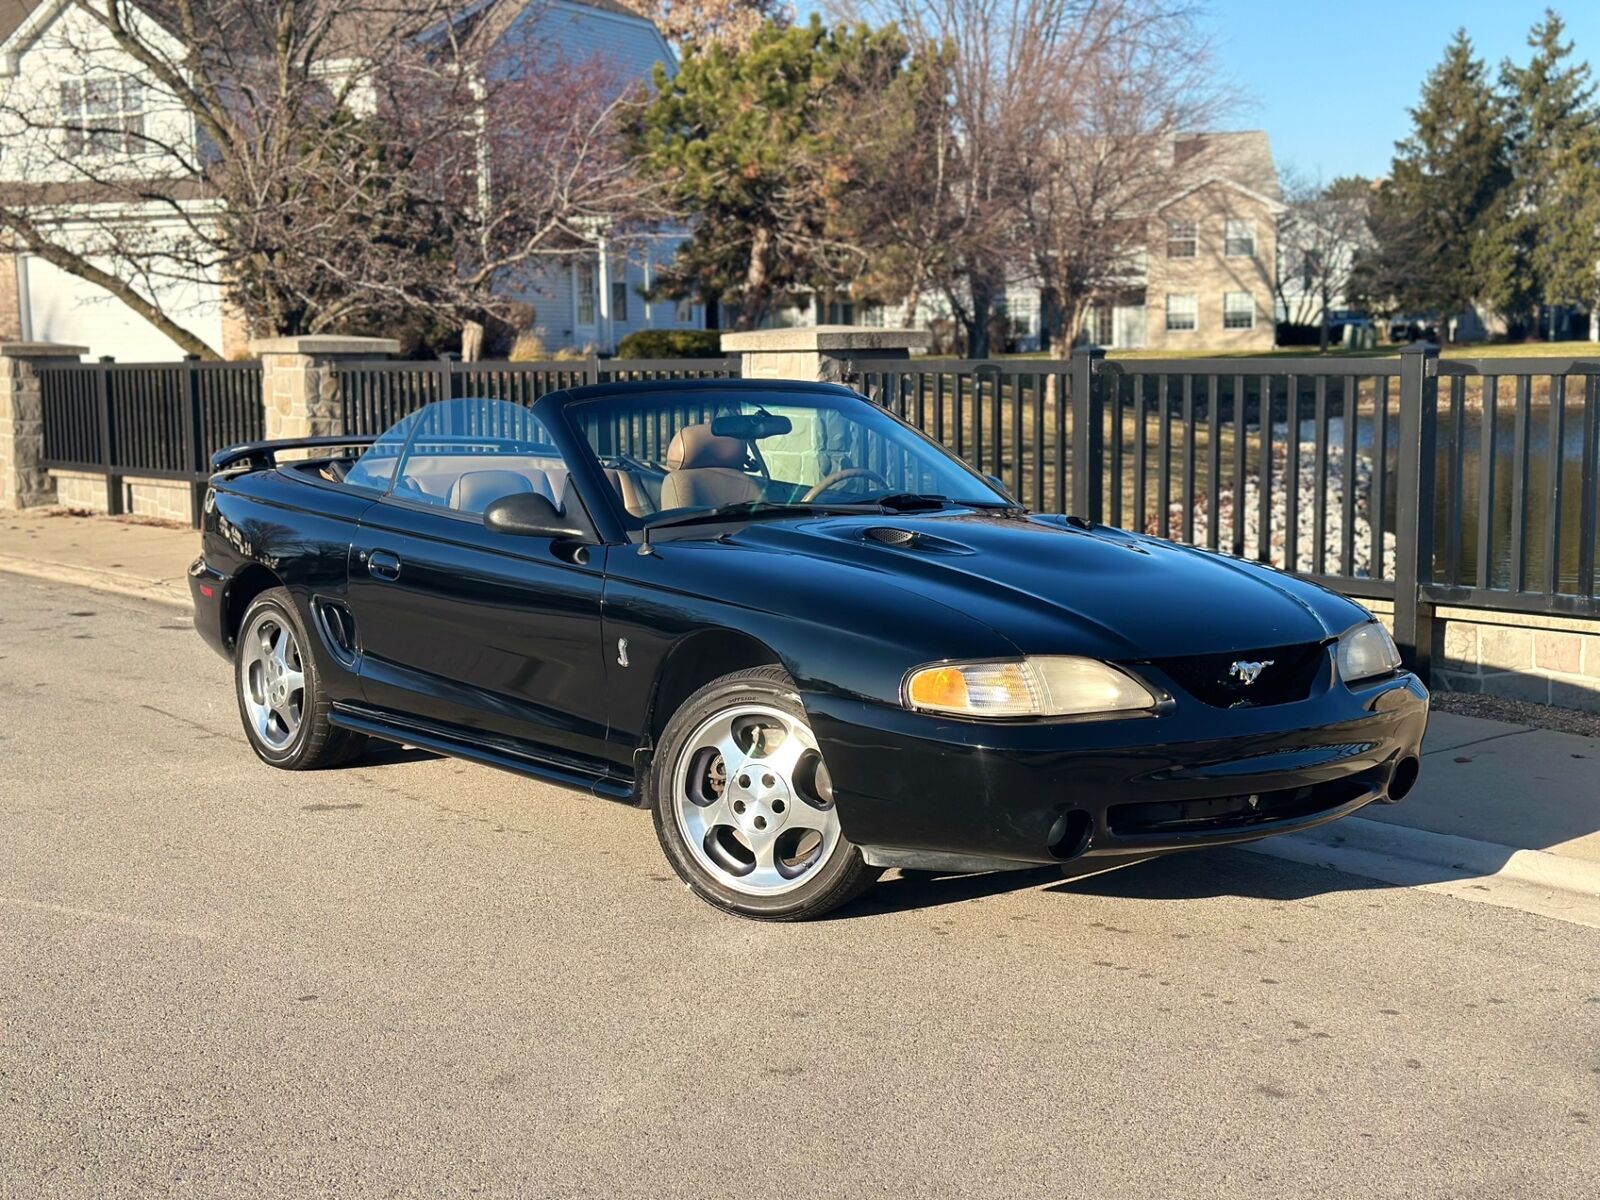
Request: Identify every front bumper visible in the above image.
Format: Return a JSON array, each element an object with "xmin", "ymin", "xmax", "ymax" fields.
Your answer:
[{"xmin": 806, "ymin": 672, "xmax": 1429, "ymax": 868}]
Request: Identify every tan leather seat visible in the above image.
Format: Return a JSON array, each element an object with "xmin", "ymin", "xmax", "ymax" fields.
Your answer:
[
  {"xmin": 604, "ymin": 468, "xmax": 658, "ymax": 517},
  {"xmin": 659, "ymin": 424, "xmax": 763, "ymax": 511},
  {"xmin": 448, "ymin": 468, "xmax": 554, "ymax": 514}
]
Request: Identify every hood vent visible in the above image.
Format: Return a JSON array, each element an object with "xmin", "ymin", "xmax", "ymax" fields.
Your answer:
[{"xmin": 864, "ymin": 526, "xmax": 919, "ymax": 547}]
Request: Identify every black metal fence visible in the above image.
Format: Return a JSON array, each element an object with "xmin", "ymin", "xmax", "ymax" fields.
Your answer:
[
  {"xmin": 38, "ymin": 357, "xmax": 264, "ymax": 523},
  {"xmin": 845, "ymin": 346, "xmax": 1600, "ymax": 671}
]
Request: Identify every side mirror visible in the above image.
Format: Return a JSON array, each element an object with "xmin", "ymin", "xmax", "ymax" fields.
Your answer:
[{"xmin": 483, "ymin": 491, "xmax": 588, "ymax": 540}]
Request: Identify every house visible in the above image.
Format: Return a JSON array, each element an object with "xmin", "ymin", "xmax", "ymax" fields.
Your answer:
[
  {"xmin": 0, "ymin": 0, "xmax": 701, "ymax": 360},
  {"xmin": 831, "ymin": 130, "xmax": 1285, "ymax": 353},
  {"xmin": 1127, "ymin": 131, "xmax": 1284, "ymax": 352}
]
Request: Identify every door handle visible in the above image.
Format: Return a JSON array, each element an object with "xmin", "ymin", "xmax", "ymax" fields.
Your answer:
[{"xmin": 367, "ymin": 550, "xmax": 402, "ymax": 581}]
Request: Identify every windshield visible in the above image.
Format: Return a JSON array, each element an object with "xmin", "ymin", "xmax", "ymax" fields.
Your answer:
[{"xmin": 568, "ymin": 389, "xmax": 1012, "ymax": 528}]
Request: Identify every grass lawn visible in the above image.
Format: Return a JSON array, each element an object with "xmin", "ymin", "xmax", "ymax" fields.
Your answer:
[{"xmin": 1001, "ymin": 341, "xmax": 1600, "ymax": 362}]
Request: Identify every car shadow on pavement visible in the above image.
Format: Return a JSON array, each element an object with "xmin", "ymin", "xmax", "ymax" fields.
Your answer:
[
  {"xmin": 1048, "ymin": 847, "xmax": 1391, "ymax": 904},
  {"xmin": 838, "ymin": 848, "xmax": 1390, "ymax": 917},
  {"xmin": 840, "ymin": 867, "xmax": 1067, "ymax": 916},
  {"xmin": 356, "ymin": 743, "xmax": 446, "ymax": 768}
]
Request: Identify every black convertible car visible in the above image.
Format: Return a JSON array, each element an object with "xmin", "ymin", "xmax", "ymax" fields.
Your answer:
[{"xmin": 191, "ymin": 380, "xmax": 1428, "ymax": 919}]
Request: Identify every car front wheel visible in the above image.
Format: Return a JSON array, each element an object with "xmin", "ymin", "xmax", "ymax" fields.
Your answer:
[{"xmin": 650, "ymin": 666, "xmax": 880, "ymax": 920}]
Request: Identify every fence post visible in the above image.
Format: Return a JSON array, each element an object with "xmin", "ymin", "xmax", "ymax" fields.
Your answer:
[
  {"xmin": 1071, "ymin": 346, "xmax": 1106, "ymax": 522},
  {"xmin": 95, "ymin": 355, "xmax": 122, "ymax": 515},
  {"xmin": 720, "ymin": 326, "xmax": 931, "ymax": 383},
  {"xmin": 0, "ymin": 340, "xmax": 87, "ymax": 510},
  {"xmin": 251, "ymin": 336, "xmax": 400, "ymax": 442},
  {"xmin": 1394, "ymin": 341, "xmax": 1439, "ymax": 681},
  {"xmin": 184, "ymin": 354, "xmax": 205, "ymax": 526}
]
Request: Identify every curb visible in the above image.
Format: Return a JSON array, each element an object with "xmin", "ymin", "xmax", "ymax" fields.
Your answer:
[
  {"xmin": 1244, "ymin": 815, "xmax": 1600, "ymax": 929},
  {"xmin": 0, "ymin": 555, "xmax": 189, "ymax": 609}
]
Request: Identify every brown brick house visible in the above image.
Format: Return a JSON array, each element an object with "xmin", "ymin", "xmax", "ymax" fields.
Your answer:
[{"xmin": 1077, "ymin": 132, "xmax": 1284, "ymax": 352}]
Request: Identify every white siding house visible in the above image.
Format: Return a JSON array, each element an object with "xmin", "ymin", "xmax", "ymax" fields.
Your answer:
[{"xmin": 0, "ymin": 0, "xmax": 699, "ymax": 359}]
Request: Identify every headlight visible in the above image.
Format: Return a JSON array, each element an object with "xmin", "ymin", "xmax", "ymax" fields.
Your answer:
[
  {"xmin": 1337, "ymin": 621, "xmax": 1402, "ymax": 683},
  {"xmin": 902, "ymin": 656, "xmax": 1157, "ymax": 719}
]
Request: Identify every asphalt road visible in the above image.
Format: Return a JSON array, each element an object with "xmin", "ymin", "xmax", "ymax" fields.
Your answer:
[{"xmin": 1, "ymin": 572, "xmax": 1597, "ymax": 1199}]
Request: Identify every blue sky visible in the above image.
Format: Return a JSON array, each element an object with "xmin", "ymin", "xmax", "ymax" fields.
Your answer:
[
  {"xmin": 801, "ymin": 2, "xmax": 1599, "ymax": 182},
  {"xmin": 1204, "ymin": 1, "xmax": 1600, "ymax": 181}
]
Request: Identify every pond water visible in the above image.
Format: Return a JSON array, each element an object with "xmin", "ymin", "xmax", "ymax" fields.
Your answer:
[{"xmin": 1343, "ymin": 401, "xmax": 1597, "ymax": 595}]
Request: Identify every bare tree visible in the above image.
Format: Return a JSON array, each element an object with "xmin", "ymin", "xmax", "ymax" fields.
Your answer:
[
  {"xmin": 624, "ymin": 0, "xmax": 790, "ymax": 50},
  {"xmin": 853, "ymin": 0, "xmax": 1040, "ymax": 355},
  {"xmin": 1009, "ymin": 0, "xmax": 1228, "ymax": 359},
  {"xmin": 0, "ymin": 1, "xmax": 656, "ymax": 358},
  {"xmin": 1274, "ymin": 171, "xmax": 1374, "ymax": 351},
  {"xmin": 843, "ymin": 0, "xmax": 1223, "ymax": 358}
]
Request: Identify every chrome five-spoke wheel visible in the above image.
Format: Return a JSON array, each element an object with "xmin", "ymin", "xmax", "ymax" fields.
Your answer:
[
  {"xmin": 241, "ymin": 609, "xmax": 306, "ymax": 750},
  {"xmin": 674, "ymin": 703, "xmax": 840, "ymax": 895}
]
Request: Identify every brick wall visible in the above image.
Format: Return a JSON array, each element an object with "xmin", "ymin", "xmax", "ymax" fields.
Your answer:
[{"xmin": 1364, "ymin": 599, "xmax": 1600, "ymax": 712}]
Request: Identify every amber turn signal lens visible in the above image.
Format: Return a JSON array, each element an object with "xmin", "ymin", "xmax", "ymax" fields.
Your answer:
[{"xmin": 905, "ymin": 665, "xmax": 970, "ymax": 710}]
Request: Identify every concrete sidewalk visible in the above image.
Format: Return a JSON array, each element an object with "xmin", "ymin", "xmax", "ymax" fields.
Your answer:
[
  {"xmin": 3, "ymin": 508, "xmax": 1599, "ymax": 925},
  {"xmin": 0, "ymin": 508, "xmax": 194, "ymax": 607}
]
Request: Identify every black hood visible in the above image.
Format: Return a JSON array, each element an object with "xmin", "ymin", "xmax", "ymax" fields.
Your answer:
[{"xmin": 728, "ymin": 510, "xmax": 1364, "ymax": 661}]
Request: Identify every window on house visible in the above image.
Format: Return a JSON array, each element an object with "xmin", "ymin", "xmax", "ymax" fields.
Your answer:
[
  {"xmin": 1166, "ymin": 220, "xmax": 1197, "ymax": 259},
  {"xmin": 1224, "ymin": 291, "xmax": 1255, "ymax": 330},
  {"xmin": 1165, "ymin": 294, "xmax": 1198, "ymax": 332},
  {"xmin": 1087, "ymin": 305, "xmax": 1114, "ymax": 346},
  {"xmin": 674, "ymin": 298, "xmax": 695, "ymax": 323},
  {"xmin": 611, "ymin": 281, "xmax": 629, "ymax": 323},
  {"xmin": 576, "ymin": 260, "xmax": 597, "ymax": 326},
  {"xmin": 1224, "ymin": 218, "xmax": 1256, "ymax": 258},
  {"xmin": 59, "ymin": 78, "xmax": 146, "ymax": 157}
]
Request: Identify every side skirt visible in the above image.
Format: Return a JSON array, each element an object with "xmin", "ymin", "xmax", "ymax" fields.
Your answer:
[{"xmin": 330, "ymin": 704, "xmax": 635, "ymax": 802}]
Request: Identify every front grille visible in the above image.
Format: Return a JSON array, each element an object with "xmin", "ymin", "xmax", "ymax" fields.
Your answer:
[
  {"xmin": 1107, "ymin": 772, "xmax": 1379, "ymax": 837},
  {"xmin": 1149, "ymin": 641, "xmax": 1331, "ymax": 708}
]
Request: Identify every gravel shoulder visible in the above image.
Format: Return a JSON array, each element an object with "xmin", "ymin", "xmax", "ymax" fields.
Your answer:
[{"xmin": 1431, "ymin": 689, "xmax": 1600, "ymax": 738}]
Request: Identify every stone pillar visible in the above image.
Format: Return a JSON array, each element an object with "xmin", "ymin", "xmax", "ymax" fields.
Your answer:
[
  {"xmin": 249, "ymin": 336, "xmax": 400, "ymax": 441},
  {"xmin": 720, "ymin": 326, "xmax": 931, "ymax": 383},
  {"xmin": 0, "ymin": 341, "xmax": 87, "ymax": 510}
]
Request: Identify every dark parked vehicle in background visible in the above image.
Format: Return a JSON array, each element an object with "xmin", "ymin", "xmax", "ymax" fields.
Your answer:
[{"xmin": 190, "ymin": 381, "xmax": 1429, "ymax": 919}]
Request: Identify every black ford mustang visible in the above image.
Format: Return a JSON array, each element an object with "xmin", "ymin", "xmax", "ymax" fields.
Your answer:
[{"xmin": 191, "ymin": 380, "xmax": 1428, "ymax": 920}]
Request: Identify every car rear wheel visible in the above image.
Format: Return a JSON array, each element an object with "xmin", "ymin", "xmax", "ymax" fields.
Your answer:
[
  {"xmin": 650, "ymin": 666, "xmax": 880, "ymax": 920},
  {"xmin": 234, "ymin": 587, "xmax": 366, "ymax": 770}
]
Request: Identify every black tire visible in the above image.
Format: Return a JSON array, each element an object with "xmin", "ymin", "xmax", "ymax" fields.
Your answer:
[
  {"xmin": 233, "ymin": 587, "xmax": 366, "ymax": 770},
  {"xmin": 649, "ymin": 666, "xmax": 881, "ymax": 921}
]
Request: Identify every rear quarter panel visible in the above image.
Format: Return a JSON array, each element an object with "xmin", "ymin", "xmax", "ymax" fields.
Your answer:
[{"xmin": 202, "ymin": 468, "xmax": 376, "ymax": 701}]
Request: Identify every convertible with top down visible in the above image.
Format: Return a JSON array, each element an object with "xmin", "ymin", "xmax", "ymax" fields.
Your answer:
[{"xmin": 191, "ymin": 379, "xmax": 1429, "ymax": 920}]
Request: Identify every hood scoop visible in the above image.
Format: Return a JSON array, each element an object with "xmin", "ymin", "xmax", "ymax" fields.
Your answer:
[
  {"xmin": 857, "ymin": 526, "xmax": 975, "ymax": 555},
  {"xmin": 864, "ymin": 526, "xmax": 919, "ymax": 547}
]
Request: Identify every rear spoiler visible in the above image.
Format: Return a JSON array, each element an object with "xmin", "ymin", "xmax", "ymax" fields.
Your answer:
[{"xmin": 211, "ymin": 435, "xmax": 378, "ymax": 473}]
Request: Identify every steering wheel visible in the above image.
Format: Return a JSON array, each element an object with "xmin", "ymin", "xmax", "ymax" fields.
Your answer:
[{"xmin": 802, "ymin": 468, "xmax": 892, "ymax": 502}]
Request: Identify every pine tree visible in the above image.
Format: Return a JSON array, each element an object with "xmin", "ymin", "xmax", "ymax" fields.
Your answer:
[
  {"xmin": 1498, "ymin": 9, "xmax": 1600, "ymax": 330},
  {"xmin": 1360, "ymin": 31, "xmax": 1510, "ymax": 333}
]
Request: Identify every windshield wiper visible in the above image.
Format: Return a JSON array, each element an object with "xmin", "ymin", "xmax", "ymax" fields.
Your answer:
[
  {"xmin": 643, "ymin": 500, "xmax": 882, "ymax": 534},
  {"xmin": 869, "ymin": 492, "xmax": 1025, "ymax": 513}
]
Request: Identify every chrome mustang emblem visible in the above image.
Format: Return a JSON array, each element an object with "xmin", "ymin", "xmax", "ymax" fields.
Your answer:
[{"xmin": 1229, "ymin": 659, "xmax": 1274, "ymax": 686}]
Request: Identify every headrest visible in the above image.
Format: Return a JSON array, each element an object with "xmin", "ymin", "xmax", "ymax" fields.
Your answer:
[
  {"xmin": 449, "ymin": 468, "xmax": 534, "ymax": 513},
  {"xmin": 667, "ymin": 423, "xmax": 746, "ymax": 471}
]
